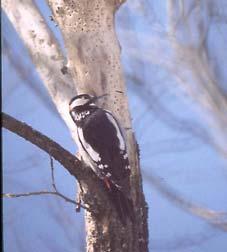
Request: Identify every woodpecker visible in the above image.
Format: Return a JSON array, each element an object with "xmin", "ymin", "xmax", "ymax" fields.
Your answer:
[{"xmin": 69, "ymin": 93, "xmax": 133, "ymax": 224}]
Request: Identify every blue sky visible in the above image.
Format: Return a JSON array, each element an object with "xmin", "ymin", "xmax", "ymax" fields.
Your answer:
[{"xmin": 2, "ymin": 1, "xmax": 227, "ymax": 251}]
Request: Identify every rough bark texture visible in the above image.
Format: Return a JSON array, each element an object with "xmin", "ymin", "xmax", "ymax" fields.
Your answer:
[{"xmin": 48, "ymin": 1, "xmax": 148, "ymax": 251}]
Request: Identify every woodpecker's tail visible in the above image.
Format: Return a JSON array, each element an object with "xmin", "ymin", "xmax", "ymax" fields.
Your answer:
[{"xmin": 106, "ymin": 181, "xmax": 134, "ymax": 226}]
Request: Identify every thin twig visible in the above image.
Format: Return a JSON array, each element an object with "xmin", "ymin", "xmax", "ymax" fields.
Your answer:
[
  {"xmin": 50, "ymin": 155, "xmax": 57, "ymax": 191},
  {"xmin": 3, "ymin": 191, "xmax": 57, "ymax": 198},
  {"xmin": 48, "ymin": 155, "xmax": 88, "ymax": 211},
  {"xmin": 3, "ymin": 191, "xmax": 90, "ymax": 211},
  {"xmin": 3, "ymin": 155, "xmax": 90, "ymax": 212}
]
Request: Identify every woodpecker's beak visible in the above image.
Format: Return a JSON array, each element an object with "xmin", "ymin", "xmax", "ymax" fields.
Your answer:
[{"xmin": 90, "ymin": 94, "xmax": 108, "ymax": 103}]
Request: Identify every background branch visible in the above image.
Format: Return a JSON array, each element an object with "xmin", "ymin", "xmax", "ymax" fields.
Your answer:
[{"xmin": 144, "ymin": 170, "xmax": 227, "ymax": 231}]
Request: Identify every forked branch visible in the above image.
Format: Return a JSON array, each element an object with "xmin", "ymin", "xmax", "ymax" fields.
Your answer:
[{"xmin": 3, "ymin": 156, "xmax": 89, "ymax": 211}]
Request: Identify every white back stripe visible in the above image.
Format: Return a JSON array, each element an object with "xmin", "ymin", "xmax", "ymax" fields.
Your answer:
[
  {"xmin": 77, "ymin": 127, "xmax": 101, "ymax": 162},
  {"xmin": 106, "ymin": 112, "xmax": 125, "ymax": 150}
]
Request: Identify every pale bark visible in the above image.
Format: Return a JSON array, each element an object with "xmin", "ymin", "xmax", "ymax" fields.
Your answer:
[
  {"xmin": 3, "ymin": 0, "xmax": 148, "ymax": 251},
  {"xmin": 47, "ymin": 1, "xmax": 148, "ymax": 251}
]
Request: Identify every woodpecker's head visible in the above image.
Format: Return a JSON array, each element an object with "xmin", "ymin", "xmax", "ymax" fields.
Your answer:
[
  {"xmin": 69, "ymin": 94, "xmax": 107, "ymax": 110},
  {"xmin": 69, "ymin": 94, "xmax": 107, "ymax": 123},
  {"xmin": 69, "ymin": 94, "xmax": 93, "ymax": 111}
]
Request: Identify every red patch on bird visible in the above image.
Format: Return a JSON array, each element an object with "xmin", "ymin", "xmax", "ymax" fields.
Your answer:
[{"xmin": 104, "ymin": 177, "xmax": 111, "ymax": 190}]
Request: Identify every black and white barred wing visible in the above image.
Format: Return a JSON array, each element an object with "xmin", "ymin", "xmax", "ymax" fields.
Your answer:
[{"xmin": 77, "ymin": 109, "xmax": 130, "ymax": 188}]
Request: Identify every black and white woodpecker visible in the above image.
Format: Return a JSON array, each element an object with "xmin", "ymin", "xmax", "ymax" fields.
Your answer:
[{"xmin": 69, "ymin": 94, "xmax": 133, "ymax": 224}]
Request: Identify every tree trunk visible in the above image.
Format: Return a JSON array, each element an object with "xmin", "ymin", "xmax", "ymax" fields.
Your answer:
[{"xmin": 48, "ymin": 1, "xmax": 148, "ymax": 251}]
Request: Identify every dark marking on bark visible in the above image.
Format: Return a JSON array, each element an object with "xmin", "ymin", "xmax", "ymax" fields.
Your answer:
[
  {"xmin": 135, "ymin": 140, "xmax": 140, "ymax": 161},
  {"xmin": 77, "ymin": 35, "xmax": 86, "ymax": 63},
  {"xmin": 116, "ymin": 90, "xmax": 124, "ymax": 94},
  {"xmin": 100, "ymin": 70, "xmax": 107, "ymax": 91},
  {"xmin": 56, "ymin": 6, "xmax": 65, "ymax": 16},
  {"xmin": 61, "ymin": 66, "xmax": 68, "ymax": 75}
]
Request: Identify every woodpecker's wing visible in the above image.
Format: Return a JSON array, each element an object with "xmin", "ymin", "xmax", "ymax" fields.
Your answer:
[{"xmin": 78, "ymin": 108, "xmax": 130, "ymax": 188}]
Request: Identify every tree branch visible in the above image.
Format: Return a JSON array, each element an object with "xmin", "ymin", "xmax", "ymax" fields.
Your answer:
[
  {"xmin": 2, "ymin": 112, "xmax": 88, "ymax": 181},
  {"xmin": 50, "ymin": 156, "xmax": 58, "ymax": 191},
  {"xmin": 3, "ymin": 191, "xmax": 89, "ymax": 211},
  {"xmin": 3, "ymin": 191, "xmax": 68, "ymax": 204}
]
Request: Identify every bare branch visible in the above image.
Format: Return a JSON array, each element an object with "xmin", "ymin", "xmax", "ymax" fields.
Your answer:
[
  {"xmin": 50, "ymin": 156, "xmax": 57, "ymax": 191},
  {"xmin": 167, "ymin": 0, "xmax": 227, "ymax": 155},
  {"xmin": 3, "ymin": 191, "xmax": 56, "ymax": 198},
  {"xmin": 2, "ymin": 112, "xmax": 83, "ymax": 181},
  {"xmin": 3, "ymin": 154, "xmax": 90, "ymax": 211},
  {"xmin": 121, "ymin": 2, "xmax": 227, "ymax": 157},
  {"xmin": 2, "ymin": 191, "xmax": 89, "ymax": 211},
  {"xmin": 144, "ymin": 169, "xmax": 227, "ymax": 231}
]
